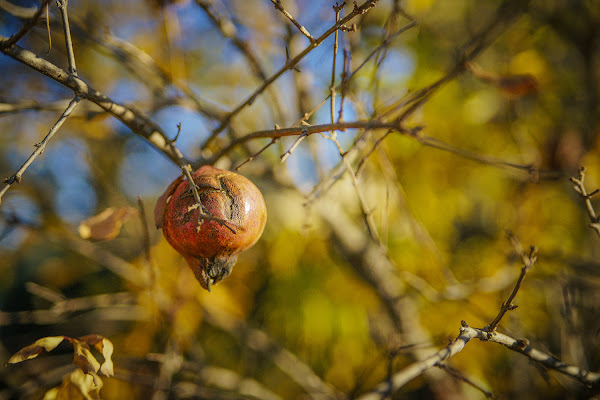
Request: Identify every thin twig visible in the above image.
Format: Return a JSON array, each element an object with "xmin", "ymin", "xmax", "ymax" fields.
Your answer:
[
  {"xmin": 485, "ymin": 233, "xmax": 537, "ymax": 332},
  {"xmin": 195, "ymin": 0, "xmax": 285, "ymax": 122},
  {"xmin": 330, "ymin": 2, "xmax": 345, "ymax": 136},
  {"xmin": 56, "ymin": 0, "xmax": 76, "ymax": 75},
  {"xmin": 0, "ymin": 0, "xmax": 50, "ymax": 48},
  {"xmin": 280, "ymin": 129, "xmax": 308, "ymax": 163},
  {"xmin": 331, "ymin": 135, "xmax": 381, "ymax": 244},
  {"xmin": 207, "ymin": 20, "xmax": 416, "ymax": 166},
  {"xmin": 208, "ymin": 120, "xmax": 551, "ymax": 181},
  {"xmin": 201, "ymin": 0, "xmax": 380, "ymax": 150},
  {"xmin": 391, "ymin": 0, "xmax": 528, "ymax": 121},
  {"xmin": 570, "ymin": 167, "xmax": 600, "ymax": 238},
  {"xmin": 437, "ymin": 364, "xmax": 494, "ymax": 399},
  {"xmin": 0, "ymin": 95, "xmax": 81, "ymax": 204},
  {"xmin": 236, "ymin": 138, "xmax": 279, "ymax": 170},
  {"xmin": 270, "ymin": 0, "xmax": 316, "ymax": 43}
]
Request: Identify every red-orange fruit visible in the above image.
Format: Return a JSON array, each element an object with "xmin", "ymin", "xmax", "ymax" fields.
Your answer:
[{"xmin": 155, "ymin": 166, "xmax": 267, "ymax": 291}]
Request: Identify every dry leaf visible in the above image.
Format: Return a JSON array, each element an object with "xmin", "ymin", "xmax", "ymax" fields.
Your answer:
[
  {"xmin": 68, "ymin": 369, "xmax": 102, "ymax": 400},
  {"xmin": 467, "ymin": 62, "xmax": 538, "ymax": 97},
  {"xmin": 78, "ymin": 335, "xmax": 114, "ymax": 376},
  {"xmin": 78, "ymin": 206, "xmax": 138, "ymax": 241},
  {"xmin": 72, "ymin": 340, "xmax": 101, "ymax": 375},
  {"xmin": 46, "ymin": 369, "xmax": 103, "ymax": 400},
  {"xmin": 6, "ymin": 336, "xmax": 65, "ymax": 365},
  {"xmin": 154, "ymin": 175, "xmax": 184, "ymax": 229}
]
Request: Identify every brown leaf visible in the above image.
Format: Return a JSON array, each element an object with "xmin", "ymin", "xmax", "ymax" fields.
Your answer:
[
  {"xmin": 154, "ymin": 175, "xmax": 184, "ymax": 229},
  {"xmin": 78, "ymin": 206, "xmax": 138, "ymax": 241},
  {"xmin": 496, "ymin": 75, "xmax": 538, "ymax": 97},
  {"xmin": 467, "ymin": 62, "xmax": 538, "ymax": 97},
  {"xmin": 6, "ymin": 336, "xmax": 65, "ymax": 365},
  {"xmin": 71, "ymin": 340, "xmax": 101, "ymax": 375}
]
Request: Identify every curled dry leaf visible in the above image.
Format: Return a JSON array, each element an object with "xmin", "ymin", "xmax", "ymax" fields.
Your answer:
[
  {"xmin": 44, "ymin": 369, "xmax": 103, "ymax": 400},
  {"xmin": 68, "ymin": 369, "xmax": 103, "ymax": 400},
  {"xmin": 7, "ymin": 334, "xmax": 114, "ymax": 379},
  {"xmin": 78, "ymin": 334, "xmax": 114, "ymax": 376},
  {"xmin": 78, "ymin": 206, "xmax": 138, "ymax": 241},
  {"xmin": 72, "ymin": 339, "xmax": 101, "ymax": 375},
  {"xmin": 6, "ymin": 336, "xmax": 65, "ymax": 365}
]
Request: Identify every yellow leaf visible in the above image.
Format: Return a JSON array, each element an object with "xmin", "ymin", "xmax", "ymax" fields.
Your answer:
[
  {"xmin": 6, "ymin": 336, "xmax": 65, "ymax": 365},
  {"xmin": 78, "ymin": 206, "xmax": 138, "ymax": 241}
]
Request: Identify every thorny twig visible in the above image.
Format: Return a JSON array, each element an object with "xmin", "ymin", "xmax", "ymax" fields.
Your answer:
[{"xmin": 570, "ymin": 167, "xmax": 600, "ymax": 238}]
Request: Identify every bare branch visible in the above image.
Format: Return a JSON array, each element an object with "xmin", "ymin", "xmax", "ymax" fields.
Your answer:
[
  {"xmin": 357, "ymin": 323, "xmax": 600, "ymax": 400},
  {"xmin": 57, "ymin": 0, "xmax": 77, "ymax": 75},
  {"xmin": 484, "ymin": 233, "xmax": 537, "ymax": 332},
  {"xmin": 0, "ymin": 39, "xmax": 184, "ymax": 165},
  {"xmin": 201, "ymin": 0, "xmax": 380, "ymax": 150},
  {"xmin": 0, "ymin": 95, "xmax": 81, "ymax": 204},
  {"xmin": 208, "ymin": 120, "xmax": 551, "ymax": 182},
  {"xmin": 570, "ymin": 167, "xmax": 600, "ymax": 238}
]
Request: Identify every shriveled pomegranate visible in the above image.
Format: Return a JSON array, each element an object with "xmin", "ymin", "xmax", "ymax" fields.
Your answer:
[{"xmin": 155, "ymin": 165, "xmax": 267, "ymax": 291}]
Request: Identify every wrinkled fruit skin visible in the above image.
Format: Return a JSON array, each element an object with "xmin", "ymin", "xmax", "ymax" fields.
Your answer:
[{"xmin": 159, "ymin": 166, "xmax": 267, "ymax": 291}]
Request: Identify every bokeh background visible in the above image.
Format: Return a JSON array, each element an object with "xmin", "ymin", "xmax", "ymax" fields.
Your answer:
[{"xmin": 0, "ymin": 0, "xmax": 599, "ymax": 398}]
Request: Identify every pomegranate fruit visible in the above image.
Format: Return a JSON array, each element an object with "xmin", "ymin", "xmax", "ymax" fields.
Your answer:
[{"xmin": 155, "ymin": 165, "xmax": 267, "ymax": 291}]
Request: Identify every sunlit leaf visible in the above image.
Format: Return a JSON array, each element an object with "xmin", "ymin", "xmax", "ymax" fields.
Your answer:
[
  {"xmin": 154, "ymin": 175, "xmax": 184, "ymax": 229},
  {"xmin": 6, "ymin": 336, "xmax": 65, "ymax": 365},
  {"xmin": 48, "ymin": 369, "xmax": 103, "ymax": 400},
  {"xmin": 68, "ymin": 369, "xmax": 102, "ymax": 400},
  {"xmin": 78, "ymin": 206, "xmax": 138, "ymax": 241}
]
